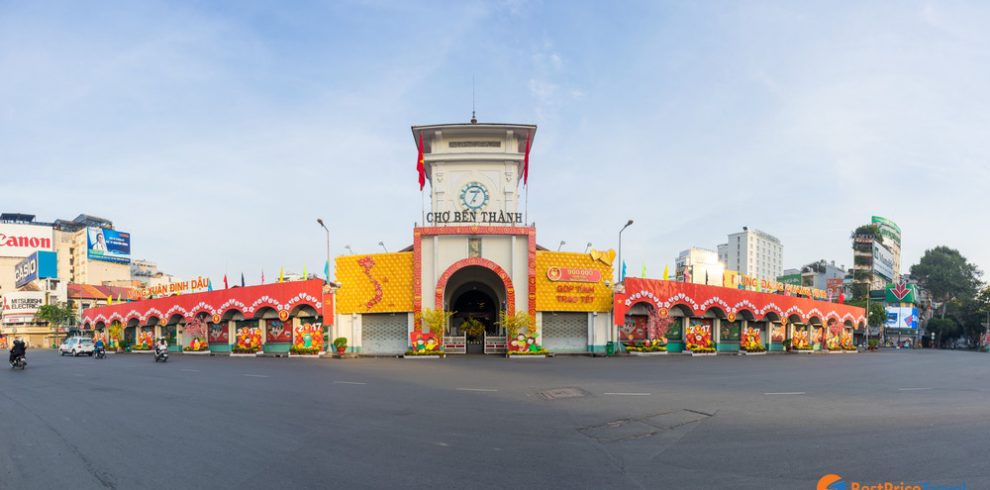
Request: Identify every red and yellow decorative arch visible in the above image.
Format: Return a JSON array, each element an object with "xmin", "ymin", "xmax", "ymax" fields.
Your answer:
[{"xmin": 434, "ymin": 257, "xmax": 516, "ymax": 319}]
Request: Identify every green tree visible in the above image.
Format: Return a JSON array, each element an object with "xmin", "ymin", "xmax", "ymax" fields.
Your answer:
[
  {"xmin": 844, "ymin": 299, "xmax": 886, "ymax": 328},
  {"xmin": 925, "ymin": 318, "xmax": 959, "ymax": 347},
  {"xmin": 910, "ymin": 246, "xmax": 983, "ymax": 319},
  {"xmin": 34, "ymin": 302, "xmax": 74, "ymax": 327}
]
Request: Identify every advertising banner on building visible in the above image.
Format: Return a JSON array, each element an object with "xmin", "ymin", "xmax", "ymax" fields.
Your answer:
[
  {"xmin": 87, "ymin": 227, "xmax": 131, "ymax": 264},
  {"xmin": 15, "ymin": 251, "xmax": 58, "ymax": 288},
  {"xmin": 1, "ymin": 291, "xmax": 46, "ymax": 324},
  {"xmin": 872, "ymin": 242, "xmax": 895, "ymax": 280},
  {"xmin": 871, "ymin": 216, "xmax": 902, "ymax": 244},
  {"xmin": 885, "ymin": 283, "xmax": 917, "ymax": 303},
  {"xmin": 0, "ymin": 224, "xmax": 54, "ymax": 258},
  {"xmin": 885, "ymin": 306, "xmax": 918, "ymax": 330}
]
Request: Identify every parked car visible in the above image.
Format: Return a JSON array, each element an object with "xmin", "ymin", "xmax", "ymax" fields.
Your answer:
[{"xmin": 59, "ymin": 337, "xmax": 95, "ymax": 357}]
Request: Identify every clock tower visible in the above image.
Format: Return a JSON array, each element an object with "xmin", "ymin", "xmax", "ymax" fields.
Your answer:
[{"xmin": 413, "ymin": 122, "xmax": 535, "ymax": 226}]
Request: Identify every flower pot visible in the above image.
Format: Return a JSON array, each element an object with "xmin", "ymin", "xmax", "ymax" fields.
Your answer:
[{"xmin": 336, "ymin": 346, "xmax": 346, "ymax": 354}]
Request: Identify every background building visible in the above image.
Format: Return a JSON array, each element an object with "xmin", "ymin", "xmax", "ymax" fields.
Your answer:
[
  {"xmin": 675, "ymin": 247, "xmax": 724, "ymax": 286},
  {"xmin": 851, "ymin": 217, "xmax": 900, "ymax": 295},
  {"xmin": 1, "ymin": 212, "xmax": 137, "ymax": 345},
  {"xmin": 718, "ymin": 227, "xmax": 783, "ymax": 281}
]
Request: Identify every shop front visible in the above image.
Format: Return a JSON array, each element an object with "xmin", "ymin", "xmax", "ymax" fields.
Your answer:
[
  {"xmin": 614, "ymin": 278, "xmax": 864, "ymax": 355},
  {"xmin": 81, "ymin": 280, "xmax": 332, "ymax": 355}
]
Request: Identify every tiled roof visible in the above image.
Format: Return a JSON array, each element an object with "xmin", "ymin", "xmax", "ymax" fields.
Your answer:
[{"xmin": 68, "ymin": 283, "xmax": 140, "ymax": 301}]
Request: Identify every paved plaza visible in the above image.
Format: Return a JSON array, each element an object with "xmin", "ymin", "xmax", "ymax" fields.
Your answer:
[{"xmin": 1, "ymin": 351, "xmax": 985, "ymax": 489}]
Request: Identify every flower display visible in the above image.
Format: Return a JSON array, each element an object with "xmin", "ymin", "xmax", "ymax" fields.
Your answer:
[
  {"xmin": 840, "ymin": 329, "xmax": 854, "ymax": 347},
  {"xmin": 136, "ymin": 330, "xmax": 155, "ymax": 350},
  {"xmin": 685, "ymin": 320, "xmax": 714, "ymax": 352},
  {"xmin": 792, "ymin": 328, "xmax": 811, "ymax": 350},
  {"xmin": 235, "ymin": 326, "xmax": 262, "ymax": 353},
  {"xmin": 185, "ymin": 337, "xmax": 208, "ymax": 351},
  {"xmin": 294, "ymin": 322, "xmax": 324, "ymax": 352},
  {"xmin": 740, "ymin": 326, "xmax": 765, "ymax": 352},
  {"xmin": 624, "ymin": 338, "xmax": 666, "ymax": 352}
]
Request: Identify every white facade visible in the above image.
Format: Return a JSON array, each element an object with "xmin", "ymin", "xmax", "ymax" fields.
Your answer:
[
  {"xmin": 723, "ymin": 227, "xmax": 783, "ymax": 281},
  {"xmin": 675, "ymin": 247, "xmax": 724, "ymax": 286}
]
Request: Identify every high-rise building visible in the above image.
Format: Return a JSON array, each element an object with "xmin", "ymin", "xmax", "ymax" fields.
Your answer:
[
  {"xmin": 675, "ymin": 247, "xmax": 724, "ymax": 286},
  {"xmin": 851, "ymin": 217, "xmax": 900, "ymax": 294},
  {"xmin": 718, "ymin": 227, "xmax": 783, "ymax": 281},
  {"xmin": 2, "ymin": 212, "xmax": 136, "ymax": 344}
]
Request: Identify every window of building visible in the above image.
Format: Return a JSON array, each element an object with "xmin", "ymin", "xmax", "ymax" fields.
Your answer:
[{"xmin": 468, "ymin": 237, "xmax": 482, "ymax": 258}]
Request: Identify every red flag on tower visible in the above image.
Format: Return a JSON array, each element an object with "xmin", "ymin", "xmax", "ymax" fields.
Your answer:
[
  {"xmin": 523, "ymin": 129, "xmax": 532, "ymax": 185},
  {"xmin": 416, "ymin": 131, "xmax": 426, "ymax": 190}
]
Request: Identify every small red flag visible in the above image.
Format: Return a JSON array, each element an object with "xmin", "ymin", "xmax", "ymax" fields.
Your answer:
[
  {"xmin": 417, "ymin": 131, "xmax": 426, "ymax": 190},
  {"xmin": 523, "ymin": 129, "xmax": 532, "ymax": 185},
  {"xmin": 223, "ymin": 274, "xmax": 229, "ymax": 289}
]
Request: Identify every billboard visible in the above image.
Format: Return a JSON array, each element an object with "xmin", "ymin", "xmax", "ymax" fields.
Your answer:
[
  {"xmin": 87, "ymin": 227, "xmax": 131, "ymax": 264},
  {"xmin": 885, "ymin": 282, "xmax": 917, "ymax": 304},
  {"xmin": 0, "ymin": 223, "xmax": 54, "ymax": 258},
  {"xmin": 871, "ymin": 216, "xmax": 901, "ymax": 245},
  {"xmin": 885, "ymin": 306, "xmax": 918, "ymax": 330},
  {"xmin": 872, "ymin": 242, "xmax": 894, "ymax": 280},
  {"xmin": 14, "ymin": 251, "xmax": 58, "ymax": 288},
  {"xmin": 1, "ymin": 291, "xmax": 46, "ymax": 324}
]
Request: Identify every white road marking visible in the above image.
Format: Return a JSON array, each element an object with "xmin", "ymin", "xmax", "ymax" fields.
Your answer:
[
  {"xmin": 898, "ymin": 387, "xmax": 932, "ymax": 391},
  {"xmin": 333, "ymin": 381, "xmax": 367, "ymax": 385},
  {"xmin": 456, "ymin": 388, "xmax": 498, "ymax": 392},
  {"xmin": 242, "ymin": 374, "xmax": 269, "ymax": 378},
  {"xmin": 181, "ymin": 369, "xmax": 200, "ymax": 372},
  {"xmin": 763, "ymin": 392, "xmax": 805, "ymax": 395},
  {"xmin": 604, "ymin": 392, "xmax": 651, "ymax": 396}
]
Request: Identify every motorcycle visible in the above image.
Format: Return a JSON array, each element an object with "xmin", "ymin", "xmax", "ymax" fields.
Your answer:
[
  {"xmin": 95, "ymin": 347, "xmax": 106, "ymax": 359},
  {"xmin": 154, "ymin": 345, "xmax": 168, "ymax": 363},
  {"xmin": 10, "ymin": 355, "xmax": 26, "ymax": 370}
]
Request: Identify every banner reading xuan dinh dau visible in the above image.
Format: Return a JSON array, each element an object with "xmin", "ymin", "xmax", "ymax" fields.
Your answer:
[{"xmin": 139, "ymin": 277, "xmax": 211, "ymax": 298}]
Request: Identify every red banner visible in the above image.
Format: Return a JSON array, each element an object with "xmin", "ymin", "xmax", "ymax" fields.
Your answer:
[{"xmin": 547, "ymin": 267, "xmax": 602, "ymax": 283}]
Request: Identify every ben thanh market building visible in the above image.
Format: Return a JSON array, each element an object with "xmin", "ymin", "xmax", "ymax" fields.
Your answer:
[{"xmin": 82, "ymin": 120, "xmax": 865, "ymax": 356}]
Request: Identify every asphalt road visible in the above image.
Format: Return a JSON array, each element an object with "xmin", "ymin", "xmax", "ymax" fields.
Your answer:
[{"xmin": 0, "ymin": 349, "xmax": 986, "ymax": 490}]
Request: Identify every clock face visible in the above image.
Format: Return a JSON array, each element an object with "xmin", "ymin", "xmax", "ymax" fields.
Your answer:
[{"xmin": 459, "ymin": 182, "xmax": 490, "ymax": 210}]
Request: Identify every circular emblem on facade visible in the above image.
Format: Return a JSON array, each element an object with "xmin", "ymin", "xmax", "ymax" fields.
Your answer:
[
  {"xmin": 278, "ymin": 310, "xmax": 290, "ymax": 321},
  {"xmin": 727, "ymin": 312, "xmax": 736, "ymax": 322},
  {"xmin": 658, "ymin": 307, "xmax": 669, "ymax": 318},
  {"xmin": 547, "ymin": 267, "xmax": 562, "ymax": 281},
  {"xmin": 211, "ymin": 314, "xmax": 222, "ymax": 324},
  {"xmin": 459, "ymin": 181, "xmax": 489, "ymax": 210}
]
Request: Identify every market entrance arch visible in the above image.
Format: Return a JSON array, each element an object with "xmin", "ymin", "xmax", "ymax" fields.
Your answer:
[{"xmin": 436, "ymin": 259, "xmax": 514, "ymax": 354}]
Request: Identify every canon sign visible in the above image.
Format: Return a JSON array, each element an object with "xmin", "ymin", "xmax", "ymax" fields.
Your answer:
[{"xmin": 0, "ymin": 224, "xmax": 54, "ymax": 258}]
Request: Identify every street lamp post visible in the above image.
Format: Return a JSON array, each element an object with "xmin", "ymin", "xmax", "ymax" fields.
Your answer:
[
  {"xmin": 584, "ymin": 242, "xmax": 592, "ymax": 253},
  {"xmin": 557, "ymin": 240, "xmax": 566, "ymax": 251},
  {"xmin": 378, "ymin": 241, "xmax": 388, "ymax": 253},
  {"xmin": 614, "ymin": 219, "xmax": 634, "ymax": 348},
  {"xmin": 317, "ymin": 219, "xmax": 330, "ymax": 282},
  {"xmin": 617, "ymin": 220, "xmax": 634, "ymax": 283}
]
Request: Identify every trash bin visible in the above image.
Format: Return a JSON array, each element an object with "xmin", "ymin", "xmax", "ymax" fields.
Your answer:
[{"xmin": 606, "ymin": 341, "xmax": 615, "ymax": 357}]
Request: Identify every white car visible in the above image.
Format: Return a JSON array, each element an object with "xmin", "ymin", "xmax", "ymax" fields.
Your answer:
[{"xmin": 59, "ymin": 337, "xmax": 95, "ymax": 357}]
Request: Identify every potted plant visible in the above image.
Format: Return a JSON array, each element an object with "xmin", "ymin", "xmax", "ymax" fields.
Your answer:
[
  {"xmin": 332, "ymin": 337, "xmax": 348, "ymax": 354},
  {"xmin": 782, "ymin": 338, "xmax": 792, "ymax": 352}
]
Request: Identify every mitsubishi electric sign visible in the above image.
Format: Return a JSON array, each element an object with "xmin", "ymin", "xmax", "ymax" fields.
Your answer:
[{"xmin": 0, "ymin": 224, "xmax": 54, "ymax": 258}]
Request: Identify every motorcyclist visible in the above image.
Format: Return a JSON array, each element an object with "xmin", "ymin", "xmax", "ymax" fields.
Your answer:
[
  {"xmin": 155, "ymin": 338, "xmax": 168, "ymax": 357},
  {"xmin": 9, "ymin": 338, "xmax": 26, "ymax": 366},
  {"xmin": 94, "ymin": 337, "xmax": 106, "ymax": 356}
]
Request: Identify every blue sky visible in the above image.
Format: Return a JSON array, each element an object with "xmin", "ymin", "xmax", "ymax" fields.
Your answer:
[{"xmin": 2, "ymin": 0, "xmax": 988, "ymax": 283}]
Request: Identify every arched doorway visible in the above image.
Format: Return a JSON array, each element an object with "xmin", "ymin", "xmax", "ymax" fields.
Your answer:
[{"xmin": 442, "ymin": 264, "xmax": 508, "ymax": 354}]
